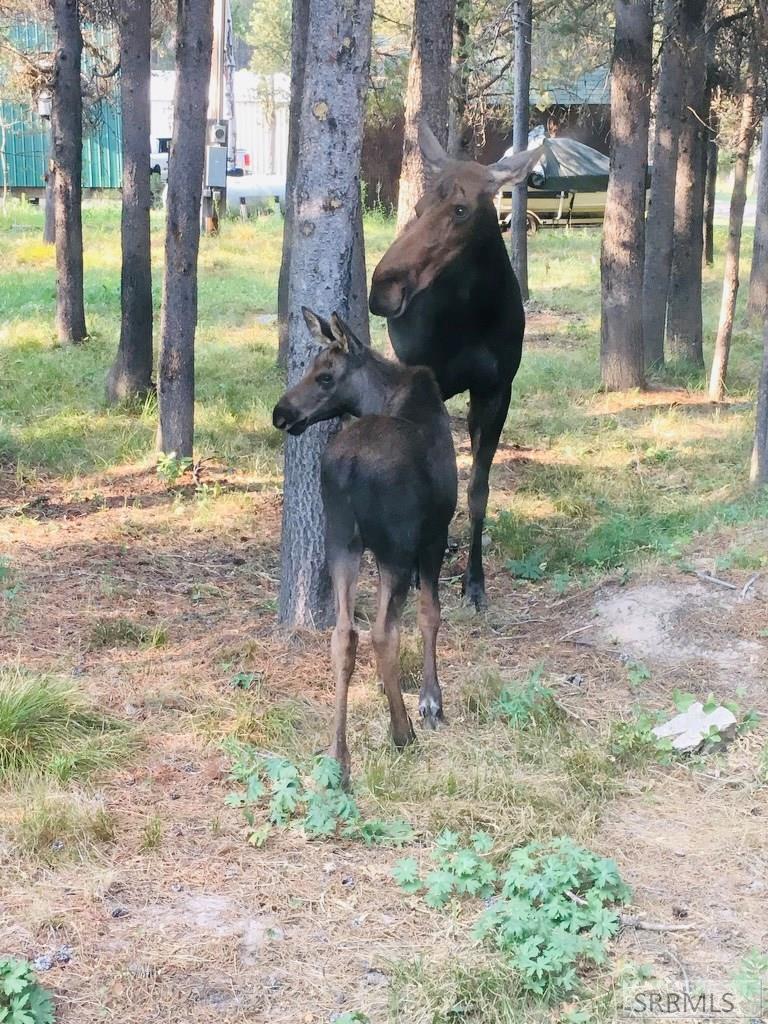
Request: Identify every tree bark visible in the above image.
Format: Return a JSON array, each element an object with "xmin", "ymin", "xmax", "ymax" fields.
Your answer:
[
  {"xmin": 702, "ymin": 25, "xmax": 719, "ymax": 268},
  {"xmin": 277, "ymin": 0, "xmax": 309, "ymax": 368},
  {"xmin": 665, "ymin": 0, "xmax": 706, "ymax": 367},
  {"xmin": 707, "ymin": 38, "xmax": 761, "ymax": 403},
  {"xmin": 600, "ymin": 0, "xmax": 651, "ymax": 392},
  {"xmin": 447, "ymin": 0, "xmax": 472, "ymax": 158},
  {"xmin": 509, "ymin": 0, "xmax": 532, "ymax": 302},
  {"xmin": 43, "ymin": 155, "xmax": 56, "ymax": 245},
  {"xmin": 107, "ymin": 0, "xmax": 154, "ymax": 404},
  {"xmin": 279, "ymin": 0, "xmax": 374, "ymax": 629},
  {"xmin": 703, "ymin": 110, "xmax": 718, "ymax": 266},
  {"xmin": 395, "ymin": 0, "xmax": 457, "ymax": 233},
  {"xmin": 51, "ymin": 0, "xmax": 87, "ymax": 345},
  {"xmin": 750, "ymin": 316, "xmax": 768, "ymax": 486},
  {"xmin": 641, "ymin": 0, "xmax": 686, "ymax": 369},
  {"xmin": 748, "ymin": 114, "xmax": 768, "ymax": 319},
  {"xmin": 157, "ymin": 0, "xmax": 214, "ymax": 457}
]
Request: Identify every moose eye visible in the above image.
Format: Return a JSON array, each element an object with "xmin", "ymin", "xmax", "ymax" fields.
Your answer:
[
  {"xmin": 453, "ymin": 204, "xmax": 469, "ymax": 221},
  {"xmin": 316, "ymin": 373, "xmax": 333, "ymax": 387}
]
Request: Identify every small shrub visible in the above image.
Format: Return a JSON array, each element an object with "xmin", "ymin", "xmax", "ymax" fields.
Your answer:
[
  {"xmin": 156, "ymin": 452, "xmax": 192, "ymax": 485},
  {"xmin": 394, "ymin": 835, "xmax": 631, "ymax": 1003},
  {"xmin": 0, "ymin": 957, "xmax": 55, "ymax": 1024}
]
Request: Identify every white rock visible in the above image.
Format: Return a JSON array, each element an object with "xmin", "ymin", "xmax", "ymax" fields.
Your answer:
[{"xmin": 652, "ymin": 702, "xmax": 737, "ymax": 752}]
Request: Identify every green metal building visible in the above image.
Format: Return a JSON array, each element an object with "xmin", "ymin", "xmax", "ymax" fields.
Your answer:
[{"xmin": 0, "ymin": 19, "xmax": 123, "ymax": 190}]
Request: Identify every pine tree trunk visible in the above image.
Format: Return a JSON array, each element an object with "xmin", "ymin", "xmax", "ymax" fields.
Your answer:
[
  {"xmin": 708, "ymin": 39, "xmax": 760, "ymax": 403},
  {"xmin": 641, "ymin": 0, "xmax": 685, "ymax": 369},
  {"xmin": 665, "ymin": 0, "xmax": 706, "ymax": 367},
  {"xmin": 157, "ymin": 0, "xmax": 214, "ymax": 457},
  {"xmin": 702, "ymin": 27, "xmax": 719, "ymax": 269},
  {"xmin": 277, "ymin": 0, "xmax": 309, "ymax": 368},
  {"xmin": 395, "ymin": 0, "xmax": 457, "ymax": 232},
  {"xmin": 748, "ymin": 114, "xmax": 768, "ymax": 319},
  {"xmin": 750, "ymin": 316, "xmax": 768, "ymax": 486},
  {"xmin": 448, "ymin": 0, "xmax": 472, "ymax": 158},
  {"xmin": 509, "ymin": 0, "xmax": 532, "ymax": 302},
  {"xmin": 51, "ymin": 0, "xmax": 87, "ymax": 345},
  {"xmin": 703, "ymin": 113, "xmax": 718, "ymax": 267},
  {"xmin": 600, "ymin": 0, "xmax": 651, "ymax": 392},
  {"xmin": 43, "ymin": 152, "xmax": 56, "ymax": 245},
  {"xmin": 279, "ymin": 0, "xmax": 374, "ymax": 630},
  {"xmin": 107, "ymin": 0, "xmax": 153, "ymax": 404}
]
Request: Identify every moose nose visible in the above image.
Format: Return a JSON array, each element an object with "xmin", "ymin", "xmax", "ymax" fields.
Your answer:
[
  {"xmin": 272, "ymin": 402, "xmax": 293, "ymax": 431},
  {"xmin": 369, "ymin": 276, "xmax": 408, "ymax": 319}
]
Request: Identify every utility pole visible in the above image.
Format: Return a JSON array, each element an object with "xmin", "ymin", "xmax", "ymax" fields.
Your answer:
[{"xmin": 202, "ymin": 0, "xmax": 227, "ymax": 234}]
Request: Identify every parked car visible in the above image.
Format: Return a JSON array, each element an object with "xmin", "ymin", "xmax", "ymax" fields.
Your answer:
[{"xmin": 496, "ymin": 137, "xmax": 610, "ymax": 232}]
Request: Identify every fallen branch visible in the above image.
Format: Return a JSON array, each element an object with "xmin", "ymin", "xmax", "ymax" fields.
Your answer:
[
  {"xmin": 618, "ymin": 914, "xmax": 696, "ymax": 933},
  {"xmin": 557, "ymin": 623, "xmax": 595, "ymax": 642},
  {"xmin": 740, "ymin": 573, "xmax": 760, "ymax": 599},
  {"xmin": 566, "ymin": 892, "xmax": 697, "ymax": 933},
  {"xmin": 694, "ymin": 571, "xmax": 739, "ymax": 591}
]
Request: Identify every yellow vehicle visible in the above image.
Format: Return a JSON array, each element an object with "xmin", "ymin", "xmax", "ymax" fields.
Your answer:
[{"xmin": 495, "ymin": 137, "xmax": 609, "ymax": 233}]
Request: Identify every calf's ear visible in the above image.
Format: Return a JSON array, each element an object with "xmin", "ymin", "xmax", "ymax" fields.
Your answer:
[
  {"xmin": 330, "ymin": 313, "xmax": 365, "ymax": 358},
  {"xmin": 301, "ymin": 307, "xmax": 336, "ymax": 345}
]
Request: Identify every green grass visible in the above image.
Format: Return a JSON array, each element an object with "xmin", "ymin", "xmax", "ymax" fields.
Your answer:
[
  {"xmin": 0, "ymin": 669, "xmax": 131, "ymax": 783},
  {"xmin": 0, "ymin": 197, "xmax": 764, "ymax": 579},
  {"xmin": 13, "ymin": 786, "xmax": 116, "ymax": 859}
]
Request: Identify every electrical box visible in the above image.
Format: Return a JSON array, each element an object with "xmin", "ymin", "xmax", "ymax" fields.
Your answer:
[{"xmin": 205, "ymin": 145, "xmax": 227, "ymax": 189}]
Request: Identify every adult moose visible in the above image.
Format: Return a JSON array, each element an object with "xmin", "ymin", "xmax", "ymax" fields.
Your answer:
[
  {"xmin": 273, "ymin": 309, "xmax": 457, "ymax": 782},
  {"xmin": 370, "ymin": 126, "xmax": 542, "ymax": 609}
]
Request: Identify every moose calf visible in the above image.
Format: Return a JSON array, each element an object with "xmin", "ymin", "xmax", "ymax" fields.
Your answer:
[{"xmin": 273, "ymin": 309, "xmax": 458, "ymax": 781}]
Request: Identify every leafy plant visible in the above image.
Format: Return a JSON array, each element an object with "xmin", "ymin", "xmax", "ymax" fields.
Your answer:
[
  {"xmin": 732, "ymin": 948, "xmax": 768, "ymax": 1007},
  {"xmin": 156, "ymin": 452, "xmax": 192, "ymax": 485},
  {"xmin": 332, "ymin": 1013, "xmax": 370, "ymax": 1024},
  {"xmin": 506, "ymin": 549, "xmax": 548, "ymax": 582},
  {"xmin": 224, "ymin": 743, "xmax": 413, "ymax": 847},
  {"xmin": 394, "ymin": 830, "xmax": 498, "ymax": 909},
  {"xmin": 395, "ymin": 835, "xmax": 631, "ymax": 1003},
  {"xmin": 625, "ymin": 661, "xmax": 651, "ymax": 690},
  {"xmin": 492, "ymin": 667, "xmax": 561, "ymax": 730},
  {"xmin": 0, "ymin": 957, "xmax": 55, "ymax": 1024}
]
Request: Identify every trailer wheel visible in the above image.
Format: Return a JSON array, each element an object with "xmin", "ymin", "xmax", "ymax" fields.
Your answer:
[{"xmin": 526, "ymin": 212, "xmax": 540, "ymax": 236}]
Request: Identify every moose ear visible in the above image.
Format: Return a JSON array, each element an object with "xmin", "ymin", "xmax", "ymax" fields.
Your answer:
[
  {"xmin": 485, "ymin": 145, "xmax": 544, "ymax": 188},
  {"xmin": 418, "ymin": 122, "xmax": 449, "ymax": 175},
  {"xmin": 302, "ymin": 306, "xmax": 336, "ymax": 345},
  {"xmin": 329, "ymin": 313, "xmax": 365, "ymax": 358}
]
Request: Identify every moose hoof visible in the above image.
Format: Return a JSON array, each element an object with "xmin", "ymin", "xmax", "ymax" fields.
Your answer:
[
  {"xmin": 418, "ymin": 696, "xmax": 445, "ymax": 731},
  {"xmin": 462, "ymin": 576, "xmax": 487, "ymax": 611},
  {"xmin": 392, "ymin": 720, "xmax": 416, "ymax": 749}
]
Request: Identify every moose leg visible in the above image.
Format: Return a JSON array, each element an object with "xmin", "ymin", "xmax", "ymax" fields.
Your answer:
[
  {"xmin": 372, "ymin": 564, "xmax": 415, "ymax": 748},
  {"xmin": 465, "ymin": 384, "xmax": 512, "ymax": 610},
  {"xmin": 418, "ymin": 535, "xmax": 447, "ymax": 728},
  {"xmin": 328, "ymin": 547, "xmax": 362, "ymax": 785}
]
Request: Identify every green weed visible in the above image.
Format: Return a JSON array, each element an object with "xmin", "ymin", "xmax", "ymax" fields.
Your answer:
[
  {"xmin": 14, "ymin": 788, "xmax": 116, "ymax": 859},
  {"xmin": 393, "ymin": 834, "xmax": 630, "ymax": 1002},
  {"xmin": 0, "ymin": 957, "xmax": 55, "ymax": 1024},
  {"xmin": 223, "ymin": 743, "xmax": 413, "ymax": 847}
]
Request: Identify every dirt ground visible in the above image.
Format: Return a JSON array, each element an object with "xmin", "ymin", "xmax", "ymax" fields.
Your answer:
[{"xmin": 1, "ymin": 430, "xmax": 767, "ymax": 1023}]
